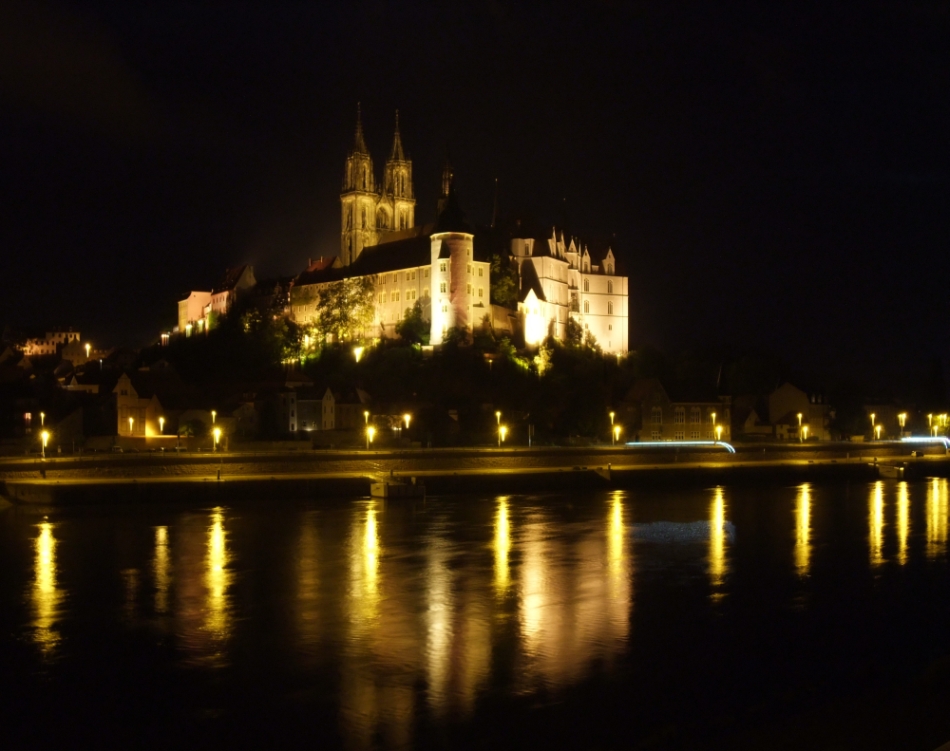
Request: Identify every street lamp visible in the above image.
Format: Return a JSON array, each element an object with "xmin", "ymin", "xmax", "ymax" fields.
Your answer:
[
  {"xmin": 928, "ymin": 414, "xmax": 933, "ymax": 429},
  {"xmin": 366, "ymin": 425, "xmax": 376, "ymax": 450},
  {"xmin": 128, "ymin": 416, "xmax": 134, "ymax": 435},
  {"xmin": 870, "ymin": 413, "xmax": 876, "ymax": 437},
  {"xmin": 159, "ymin": 416, "xmax": 165, "ymax": 434},
  {"xmin": 802, "ymin": 425, "xmax": 809, "ymax": 442},
  {"xmin": 499, "ymin": 425, "xmax": 508, "ymax": 446},
  {"xmin": 716, "ymin": 424, "xmax": 723, "ymax": 443},
  {"xmin": 84, "ymin": 343, "xmax": 91, "ymax": 359},
  {"xmin": 495, "ymin": 410, "xmax": 501, "ymax": 426},
  {"xmin": 609, "ymin": 411, "xmax": 615, "ymax": 426},
  {"xmin": 40, "ymin": 411, "xmax": 45, "ymax": 427},
  {"xmin": 41, "ymin": 430, "xmax": 49, "ymax": 460},
  {"xmin": 875, "ymin": 424, "xmax": 882, "ymax": 440},
  {"xmin": 364, "ymin": 410, "xmax": 369, "ymax": 425},
  {"xmin": 211, "ymin": 410, "xmax": 217, "ymax": 424},
  {"xmin": 213, "ymin": 427, "xmax": 221, "ymax": 452},
  {"xmin": 898, "ymin": 412, "xmax": 907, "ymax": 435},
  {"xmin": 404, "ymin": 413, "xmax": 411, "ymax": 430},
  {"xmin": 613, "ymin": 425, "xmax": 621, "ymax": 445}
]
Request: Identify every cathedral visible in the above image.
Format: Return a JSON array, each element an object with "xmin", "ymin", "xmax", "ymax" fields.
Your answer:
[{"xmin": 288, "ymin": 106, "xmax": 630, "ymax": 353}]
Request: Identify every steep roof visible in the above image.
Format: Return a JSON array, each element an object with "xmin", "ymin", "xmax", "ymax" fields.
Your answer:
[
  {"xmin": 389, "ymin": 110, "xmax": 406, "ymax": 161},
  {"xmin": 433, "ymin": 185, "xmax": 471, "ymax": 234}
]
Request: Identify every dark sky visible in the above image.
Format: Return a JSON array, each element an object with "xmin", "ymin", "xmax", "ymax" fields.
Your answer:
[{"xmin": 1, "ymin": 1, "xmax": 947, "ymax": 382}]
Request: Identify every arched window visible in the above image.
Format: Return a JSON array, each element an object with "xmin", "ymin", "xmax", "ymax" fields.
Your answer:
[
  {"xmin": 607, "ymin": 263, "xmax": 613, "ymax": 274},
  {"xmin": 608, "ymin": 301, "xmax": 614, "ymax": 315},
  {"xmin": 607, "ymin": 281, "xmax": 613, "ymax": 294},
  {"xmin": 584, "ymin": 300, "xmax": 590, "ymax": 314},
  {"xmin": 583, "ymin": 279, "xmax": 589, "ymax": 292}
]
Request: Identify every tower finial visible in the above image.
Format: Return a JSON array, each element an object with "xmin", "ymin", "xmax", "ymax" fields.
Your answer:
[
  {"xmin": 389, "ymin": 109, "xmax": 406, "ymax": 161},
  {"xmin": 352, "ymin": 102, "xmax": 369, "ymax": 155}
]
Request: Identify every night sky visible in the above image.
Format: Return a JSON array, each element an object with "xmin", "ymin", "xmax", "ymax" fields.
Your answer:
[{"xmin": 1, "ymin": 1, "xmax": 947, "ymax": 383}]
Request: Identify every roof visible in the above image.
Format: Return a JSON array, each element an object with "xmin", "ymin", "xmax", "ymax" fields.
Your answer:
[{"xmin": 433, "ymin": 185, "xmax": 471, "ymax": 234}]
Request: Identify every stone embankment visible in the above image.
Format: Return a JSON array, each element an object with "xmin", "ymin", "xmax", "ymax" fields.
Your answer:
[{"xmin": 1, "ymin": 443, "xmax": 947, "ymax": 505}]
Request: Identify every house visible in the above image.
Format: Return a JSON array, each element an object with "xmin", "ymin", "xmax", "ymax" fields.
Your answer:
[
  {"xmin": 768, "ymin": 382, "xmax": 832, "ymax": 441},
  {"xmin": 113, "ymin": 373, "xmax": 164, "ymax": 437},
  {"xmin": 621, "ymin": 378, "xmax": 731, "ymax": 442}
]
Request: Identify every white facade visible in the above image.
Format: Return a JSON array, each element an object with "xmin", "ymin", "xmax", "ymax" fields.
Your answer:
[{"xmin": 512, "ymin": 230, "xmax": 629, "ymax": 354}]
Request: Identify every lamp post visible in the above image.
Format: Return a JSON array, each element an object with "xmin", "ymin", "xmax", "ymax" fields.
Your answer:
[
  {"xmin": 870, "ymin": 413, "xmax": 876, "ymax": 439},
  {"xmin": 213, "ymin": 427, "xmax": 221, "ymax": 452},
  {"xmin": 875, "ymin": 424, "xmax": 882, "ymax": 441},
  {"xmin": 613, "ymin": 425, "xmax": 621, "ymax": 445},
  {"xmin": 899, "ymin": 412, "xmax": 907, "ymax": 436},
  {"xmin": 797, "ymin": 412, "xmax": 803, "ymax": 443},
  {"xmin": 609, "ymin": 411, "xmax": 615, "ymax": 426},
  {"xmin": 40, "ymin": 411, "xmax": 45, "ymax": 427},
  {"xmin": 41, "ymin": 430, "xmax": 49, "ymax": 460},
  {"xmin": 159, "ymin": 416, "xmax": 165, "ymax": 434},
  {"xmin": 802, "ymin": 425, "xmax": 809, "ymax": 442},
  {"xmin": 84, "ymin": 343, "xmax": 91, "ymax": 359},
  {"xmin": 364, "ymin": 410, "xmax": 369, "ymax": 425},
  {"xmin": 716, "ymin": 424, "xmax": 723, "ymax": 443},
  {"xmin": 128, "ymin": 417, "xmax": 134, "ymax": 436},
  {"xmin": 499, "ymin": 425, "xmax": 507, "ymax": 447},
  {"xmin": 211, "ymin": 410, "xmax": 217, "ymax": 424},
  {"xmin": 404, "ymin": 413, "xmax": 411, "ymax": 431},
  {"xmin": 495, "ymin": 411, "xmax": 501, "ymax": 426},
  {"xmin": 711, "ymin": 411, "xmax": 716, "ymax": 439},
  {"xmin": 366, "ymin": 425, "xmax": 376, "ymax": 451}
]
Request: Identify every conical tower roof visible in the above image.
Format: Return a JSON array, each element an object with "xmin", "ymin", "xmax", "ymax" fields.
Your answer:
[
  {"xmin": 351, "ymin": 102, "xmax": 369, "ymax": 156},
  {"xmin": 389, "ymin": 110, "xmax": 406, "ymax": 161},
  {"xmin": 434, "ymin": 183, "xmax": 471, "ymax": 234}
]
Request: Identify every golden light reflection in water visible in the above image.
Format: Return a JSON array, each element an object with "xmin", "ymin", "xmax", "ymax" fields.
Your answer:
[
  {"xmin": 870, "ymin": 481, "xmax": 885, "ymax": 566},
  {"xmin": 495, "ymin": 498, "xmax": 511, "ymax": 594},
  {"xmin": 296, "ymin": 512, "xmax": 320, "ymax": 651},
  {"xmin": 709, "ymin": 487, "xmax": 727, "ymax": 589},
  {"xmin": 349, "ymin": 501, "xmax": 380, "ymax": 628},
  {"xmin": 205, "ymin": 507, "xmax": 232, "ymax": 640},
  {"xmin": 794, "ymin": 484, "xmax": 812, "ymax": 576},
  {"xmin": 927, "ymin": 478, "xmax": 948, "ymax": 559},
  {"xmin": 606, "ymin": 491, "xmax": 631, "ymax": 629},
  {"xmin": 426, "ymin": 536, "xmax": 452, "ymax": 714},
  {"xmin": 153, "ymin": 526, "xmax": 170, "ymax": 613},
  {"xmin": 31, "ymin": 522, "xmax": 62, "ymax": 654},
  {"xmin": 897, "ymin": 483, "xmax": 910, "ymax": 566}
]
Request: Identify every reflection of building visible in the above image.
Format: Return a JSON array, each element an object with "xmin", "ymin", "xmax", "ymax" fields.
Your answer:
[{"xmin": 622, "ymin": 378, "xmax": 731, "ymax": 442}]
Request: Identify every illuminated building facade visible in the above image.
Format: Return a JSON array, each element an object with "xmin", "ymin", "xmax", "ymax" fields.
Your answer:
[
  {"xmin": 512, "ymin": 230, "xmax": 628, "ymax": 354},
  {"xmin": 23, "ymin": 329, "xmax": 81, "ymax": 356},
  {"xmin": 622, "ymin": 378, "xmax": 731, "ymax": 442}
]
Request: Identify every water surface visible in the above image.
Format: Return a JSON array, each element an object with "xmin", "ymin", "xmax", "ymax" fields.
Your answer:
[{"xmin": 2, "ymin": 479, "xmax": 949, "ymax": 750}]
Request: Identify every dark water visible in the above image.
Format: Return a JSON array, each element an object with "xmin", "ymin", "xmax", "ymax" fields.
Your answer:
[{"xmin": 2, "ymin": 479, "xmax": 949, "ymax": 750}]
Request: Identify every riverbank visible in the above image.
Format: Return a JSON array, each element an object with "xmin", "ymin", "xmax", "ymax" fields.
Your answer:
[{"xmin": 2, "ymin": 443, "xmax": 948, "ymax": 505}]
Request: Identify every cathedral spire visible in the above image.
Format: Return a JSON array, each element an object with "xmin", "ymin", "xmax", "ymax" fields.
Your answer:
[
  {"xmin": 351, "ymin": 102, "xmax": 369, "ymax": 155},
  {"xmin": 389, "ymin": 110, "xmax": 406, "ymax": 161}
]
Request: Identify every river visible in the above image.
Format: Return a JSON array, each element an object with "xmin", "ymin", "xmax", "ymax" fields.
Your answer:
[{"xmin": 1, "ymin": 478, "xmax": 949, "ymax": 750}]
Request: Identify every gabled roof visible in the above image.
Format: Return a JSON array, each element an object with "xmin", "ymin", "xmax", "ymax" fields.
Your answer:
[{"xmin": 518, "ymin": 261, "xmax": 546, "ymax": 303}]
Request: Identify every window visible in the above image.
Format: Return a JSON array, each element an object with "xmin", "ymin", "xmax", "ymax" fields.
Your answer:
[
  {"xmin": 608, "ymin": 301, "xmax": 614, "ymax": 315},
  {"xmin": 478, "ymin": 287, "xmax": 483, "ymax": 298},
  {"xmin": 478, "ymin": 267, "xmax": 483, "ymax": 277},
  {"xmin": 390, "ymin": 292, "xmax": 396, "ymax": 302},
  {"xmin": 652, "ymin": 407, "xmax": 663, "ymax": 425},
  {"xmin": 651, "ymin": 430, "xmax": 661, "ymax": 440},
  {"xmin": 423, "ymin": 288, "xmax": 430, "ymax": 298},
  {"xmin": 584, "ymin": 300, "xmax": 589, "ymax": 314},
  {"xmin": 440, "ymin": 282, "xmax": 447, "ymax": 294},
  {"xmin": 467, "ymin": 283, "xmax": 472, "ymax": 295},
  {"xmin": 690, "ymin": 407, "xmax": 701, "ymax": 424},
  {"xmin": 674, "ymin": 431, "xmax": 685, "ymax": 441},
  {"xmin": 608, "ymin": 324, "xmax": 613, "ymax": 331},
  {"xmin": 424, "ymin": 269, "xmax": 429, "ymax": 278},
  {"xmin": 441, "ymin": 304, "xmax": 448, "ymax": 314},
  {"xmin": 393, "ymin": 273, "xmax": 398, "ymax": 283},
  {"xmin": 607, "ymin": 280, "xmax": 613, "ymax": 294},
  {"xmin": 395, "ymin": 291, "xmax": 400, "ymax": 302},
  {"xmin": 583, "ymin": 279, "xmax": 589, "ymax": 292},
  {"xmin": 690, "ymin": 431, "xmax": 700, "ymax": 440},
  {"xmin": 607, "ymin": 263, "xmax": 613, "ymax": 274},
  {"xmin": 467, "ymin": 263, "xmax": 472, "ymax": 275},
  {"xmin": 439, "ymin": 261, "xmax": 447, "ymax": 273},
  {"xmin": 674, "ymin": 408, "xmax": 685, "ymax": 425}
]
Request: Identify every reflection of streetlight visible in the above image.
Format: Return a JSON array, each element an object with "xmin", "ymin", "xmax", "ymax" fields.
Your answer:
[
  {"xmin": 213, "ymin": 427, "xmax": 221, "ymax": 452},
  {"xmin": 403, "ymin": 413, "xmax": 411, "ymax": 430},
  {"xmin": 366, "ymin": 425, "xmax": 376, "ymax": 450},
  {"xmin": 41, "ymin": 430, "xmax": 49, "ymax": 460},
  {"xmin": 613, "ymin": 425, "xmax": 621, "ymax": 445},
  {"xmin": 716, "ymin": 424, "xmax": 723, "ymax": 442},
  {"xmin": 499, "ymin": 425, "xmax": 508, "ymax": 447},
  {"xmin": 875, "ymin": 424, "xmax": 882, "ymax": 440}
]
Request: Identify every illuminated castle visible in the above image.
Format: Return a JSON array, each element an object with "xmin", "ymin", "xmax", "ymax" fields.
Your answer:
[{"xmin": 295, "ymin": 106, "xmax": 629, "ymax": 353}]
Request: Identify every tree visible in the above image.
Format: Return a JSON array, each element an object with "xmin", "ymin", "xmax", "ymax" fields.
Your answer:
[
  {"xmin": 563, "ymin": 316, "xmax": 583, "ymax": 347},
  {"xmin": 299, "ymin": 277, "xmax": 376, "ymax": 345},
  {"xmin": 395, "ymin": 300, "xmax": 430, "ymax": 345},
  {"xmin": 490, "ymin": 253, "xmax": 519, "ymax": 308}
]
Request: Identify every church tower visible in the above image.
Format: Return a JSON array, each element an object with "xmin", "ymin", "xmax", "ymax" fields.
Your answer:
[
  {"xmin": 340, "ymin": 104, "xmax": 378, "ymax": 265},
  {"xmin": 437, "ymin": 149, "xmax": 454, "ymax": 215},
  {"xmin": 379, "ymin": 111, "xmax": 415, "ymax": 236}
]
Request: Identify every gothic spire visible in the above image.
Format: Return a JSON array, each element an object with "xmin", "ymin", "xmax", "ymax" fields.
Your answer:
[
  {"xmin": 389, "ymin": 110, "xmax": 406, "ymax": 161},
  {"xmin": 351, "ymin": 102, "xmax": 369, "ymax": 155}
]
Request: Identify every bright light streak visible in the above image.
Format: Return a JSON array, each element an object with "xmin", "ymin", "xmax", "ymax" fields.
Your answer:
[
  {"xmin": 32, "ymin": 522, "xmax": 61, "ymax": 654},
  {"xmin": 902, "ymin": 436, "xmax": 950, "ymax": 450},
  {"xmin": 709, "ymin": 487, "xmax": 727, "ymax": 589},
  {"xmin": 795, "ymin": 483, "xmax": 811, "ymax": 576},
  {"xmin": 623, "ymin": 440, "xmax": 736, "ymax": 454},
  {"xmin": 153, "ymin": 526, "xmax": 170, "ymax": 613},
  {"xmin": 870, "ymin": 481, "xmax": 885, "ymax": 567},
  {"xmin": 205, "ymin": 507, "xmax": 232, "ymax": 639},
  {"xmin": 897, "ymin": 482, "xmax": 910, "ymax": 566},
  {"xmin": 495, "ymin": 498, "xmax": 510, "ymax": 594}
]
